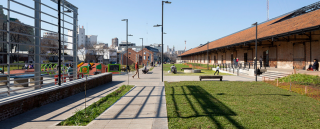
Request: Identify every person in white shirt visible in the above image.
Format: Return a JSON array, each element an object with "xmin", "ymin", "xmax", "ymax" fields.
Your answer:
[{"xmin": 214, "ymin": 65, "xmax": 220, "ymax": 75}]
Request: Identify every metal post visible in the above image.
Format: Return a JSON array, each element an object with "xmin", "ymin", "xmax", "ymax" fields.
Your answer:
[
  {"xmin": 73, "ymin": 7, "xmax": 78, "ymax": 80},
  {"xmin": 254, "ymin": 22, "xmax": 258, "ymax": 82},
  {"xmin": 207, "ymin": 42, "xmax": 209, "ymax": 70},
  {"xmin": 141, "ymin": 38, "xmax": 143, "ymax": 65},
  {"xmin": 6, "ymin": 0, "xmax": 10, "ymax": 96},
  {"xmin": 161, "ymin": 1, "xmax": 164, "ymax": 82},
  {"xmin": 58, "ymin": 0, "xmax": 61, "ymax": 85},
  {"xmin": 126, "ymin": 20, "xmax": 129, "ymax": 85},
  {"xmin": 34, "ymin": 0, "xmax": 41, "ymax": 89}
]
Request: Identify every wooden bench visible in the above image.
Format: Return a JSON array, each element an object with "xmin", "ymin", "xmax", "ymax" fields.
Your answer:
[
  {"xmin": 199, "ymin": 76, "xmax": 223, "ymax": 81},
  {"xmin": 181, "ymin": 68, "xmax": 192, "ymax": 71}
]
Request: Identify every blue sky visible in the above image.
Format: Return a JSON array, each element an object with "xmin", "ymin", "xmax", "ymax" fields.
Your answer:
[{"xmin": 2, "ymin": 0, "xmax": 320, "ymax": 52}]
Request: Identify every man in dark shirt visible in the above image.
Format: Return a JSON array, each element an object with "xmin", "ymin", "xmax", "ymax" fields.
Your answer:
[{"xmin": 312, "ymin": 59, "xmax": 319, "ymax": 71}]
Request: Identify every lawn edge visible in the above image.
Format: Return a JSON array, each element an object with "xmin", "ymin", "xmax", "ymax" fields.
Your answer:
[{"xmin": 57, "ymin": 85, "xmax": 136, "ymax": 127}]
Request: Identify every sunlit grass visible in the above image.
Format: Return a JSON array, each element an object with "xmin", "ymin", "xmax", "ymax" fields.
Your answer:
[
  {"xmin": 58, "ymin": 85, "xmax": 134, "ymax": 126},
  {"xmin": 165, "ymin": 81, "xmax": 320, "ymax": 128}
]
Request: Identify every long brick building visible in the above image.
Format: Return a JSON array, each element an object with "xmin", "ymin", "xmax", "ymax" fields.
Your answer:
[
  {"xmin": 120, "ymin": 48, "xmax": 156, "ymax": 65},
  {"xmin": 179, "ymin": 2, "xmax": 320, "ymax": 70}
]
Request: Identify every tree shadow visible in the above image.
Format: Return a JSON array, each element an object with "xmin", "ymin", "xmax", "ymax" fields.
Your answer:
[
  {"xmin": 170, "ymin": 85, "xmax": 245, "ymax": 129},
  {"xmin": 216, "ymin": 93, "xmax": 292, "ymax": 96}
]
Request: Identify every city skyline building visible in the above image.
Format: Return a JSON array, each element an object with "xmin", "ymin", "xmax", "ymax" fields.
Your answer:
[{"xmin": 112, "ymin": 37, "xmax": 118, "ymax": 48}]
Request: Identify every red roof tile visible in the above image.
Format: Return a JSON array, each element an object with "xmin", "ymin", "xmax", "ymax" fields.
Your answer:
[{"xmin": 180, "ymin": 8, "xmax": 320, "ymax": 56}]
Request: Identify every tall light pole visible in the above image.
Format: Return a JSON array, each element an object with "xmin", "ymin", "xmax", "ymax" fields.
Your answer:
[
  {"xmin": 252, "ymin": 22, "xmax": 258, "ymax": 82},
  {"xmin": 140, "ymin": 38, "xmax": 143, "ymax": 65},
  {"xmin": 58, "ymin": 0, "xmax": 72, "ymax": 85},
  {"xmin": 207, "ymin": 41, "xmax": 209, "ymax": 70},
  {"xmin": 154, "ymin": 1, "xmax": 171, "ymax": 82},
  {"xmin": 121, "ymin": 19, "xmax": 133, "ymax": 85}
]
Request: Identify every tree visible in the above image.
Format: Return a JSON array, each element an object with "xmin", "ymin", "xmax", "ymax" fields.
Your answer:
[
  {"xmin": 84, "ymin": 42, "xmax": 105, "ymax": 63},
  {"xmin": 78, "ymin": 44, "xmax": 86, "ymax": 62}
]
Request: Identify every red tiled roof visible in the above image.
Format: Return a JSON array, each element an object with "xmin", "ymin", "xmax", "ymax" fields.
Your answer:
[{"xmin": 180, "ymin": 8, "xmax": 320, "ymax": 56}]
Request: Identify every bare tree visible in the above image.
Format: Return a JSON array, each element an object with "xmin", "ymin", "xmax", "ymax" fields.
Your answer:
[
  {"xmin": 84, "ymin": 42, "xmax": 104, "ymax": 63},
  {"xmin": 78, "ymin": 44, "xmax": 86, "ymax": 62}
]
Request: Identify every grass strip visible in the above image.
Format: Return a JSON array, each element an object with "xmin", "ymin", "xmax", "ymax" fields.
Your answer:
[
  {"xmin": 149, "ymin": 67, "xmax": 154, "ymax": 71},
  {"xmin": 58, "ymin": 85, "xmax": 134, "ymax": 126},
  {"xmin": 165, "ymin": 81, "xmax": 320, "ymax": 128}
]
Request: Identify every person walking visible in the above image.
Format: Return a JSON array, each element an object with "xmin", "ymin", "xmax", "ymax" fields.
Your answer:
[
  {"xmin": 259, "ymin": 56, "xmax": 263, "ymax": 69},
  {"xmin": 233, "ymin": 58, "xmax": 236, "ymax": 68},
  {"xmin": 132, "ymin": 61, "xmax": 140, "ymax": 79},
  {"xmin": 236, "ymin": 58, "xmax": 239, "ymax": 67},
  {"xmin": 67, "ymin": 64, "xmax": 73, "ymax": 81},
  {"xmin": 214, "ymin": 65, "xmax": 220, "ymax": 75}
]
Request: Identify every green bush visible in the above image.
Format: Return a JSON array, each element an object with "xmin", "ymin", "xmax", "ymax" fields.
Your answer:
[{"xmin": 278, "ymin": 73, "xmax": 320, "ymax": 86}]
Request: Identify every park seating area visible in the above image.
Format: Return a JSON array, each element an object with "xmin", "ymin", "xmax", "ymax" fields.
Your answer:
[{"xmin": 199, "ymin": 75, "xmax": 222, "ymax": 81}]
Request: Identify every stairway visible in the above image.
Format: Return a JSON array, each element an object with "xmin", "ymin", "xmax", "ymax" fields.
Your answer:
[{"xmin": 259, "ymin": 71, "xmax": 291, "ymax": 80}]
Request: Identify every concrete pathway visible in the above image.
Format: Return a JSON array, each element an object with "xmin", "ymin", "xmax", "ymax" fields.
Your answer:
[{"xmin": 0, "ymin": 66, "xmax": 168, "ymax": 129}]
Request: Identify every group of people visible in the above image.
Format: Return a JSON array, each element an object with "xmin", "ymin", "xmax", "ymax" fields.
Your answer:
[
  {"xmin": 25, "ymin": 63, "xmax": 34, "ymax": 70},
  {"xmin": 307, "ymin": 59, "xmax": 319, "ymax": 71},
  {"xmin": 131, "ymin": 61, "xmax": 161, "ymax": 79}
]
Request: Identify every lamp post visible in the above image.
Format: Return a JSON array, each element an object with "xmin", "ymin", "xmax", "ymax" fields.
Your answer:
[
  {"xmin": 252, "ymin": 22, "xmax": 258, "ymax": 82},
  {"xmin": 154, "ymin": 1, "xmax": 171, "ymax": 82},
  {"xmin": 121, "ymin": 19, "xmax": 133, "ymax": 85},
  {"xmin": 58, "ymin": 0, "xmax": 72, "ymax": 86},
  {"xmin": 207, "ymin": 42, "xmax": 209, "ymax": 70},
  {"xmin": 140, "ymin": 38, "xmax": 143, "ymax": 65}
]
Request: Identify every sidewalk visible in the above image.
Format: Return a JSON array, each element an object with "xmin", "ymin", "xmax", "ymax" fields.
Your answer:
[{"xmin": 0, "ymin": 65, "xmax": 168, "ymax": 129}]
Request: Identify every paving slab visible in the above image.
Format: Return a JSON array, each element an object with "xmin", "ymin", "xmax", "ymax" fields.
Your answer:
[{"xmin": 0, "ymin": 66, "xmax": 168, "ymax": 129}]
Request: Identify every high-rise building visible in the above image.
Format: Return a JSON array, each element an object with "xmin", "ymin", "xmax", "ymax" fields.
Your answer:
[
  {"xmin": 67, "ymin": 25, "xmax": 85, "ymax": 49},
  {"xmin": 86, "ymin": 35, "xmax": 98, "ymax": 45},
  {"xmin": 112, "ymin": 37, "xmax": 118, "ymax": 48}
]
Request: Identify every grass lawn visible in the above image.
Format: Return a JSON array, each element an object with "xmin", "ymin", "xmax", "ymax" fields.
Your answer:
[
  {"xmin": 58, "ymin": 85, "xmax": 134, "ymax": 126},
  {"xmin": 163, "ymin": 64, "xmax": 231, "ymax": 76},
  {"xmin": 165, "ymin": 81, "xmax": 320, "ymax": 129}
]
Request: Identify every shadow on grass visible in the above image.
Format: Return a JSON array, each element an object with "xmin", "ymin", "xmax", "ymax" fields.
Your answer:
[
  {"xmin": 216, "ymin": 93, "xmax": 292, "ymax": 96},
  {"xmin": 170, "ymin": 86, "xmax": 244, "ymax": 129}
]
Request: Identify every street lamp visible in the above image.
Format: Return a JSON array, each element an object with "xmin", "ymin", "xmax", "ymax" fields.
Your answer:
[
  {"xmin": 154, "ymin": 1, "xmax": 171, "ymax": 82},
  {"xmin": 121, "ymin": 19, "xmax": 130, "ymax": 85},
  {"xmin": 58, "ymin": 0, "xmax": 72, "ymax": 86},
  {"xmin": 207, "ymin": 41, "xmax": 209, "ymax": 70},
  {"xmin": 140, "ymin": 38, "xmax": 143, "ymax": 65},
  {"xmin": 252, "ymin": 22, "xmax": 258, "ymax": 82}
]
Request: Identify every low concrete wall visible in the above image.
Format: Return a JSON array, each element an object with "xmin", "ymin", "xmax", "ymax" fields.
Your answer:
[{"xmin": 0, "ymin": 73, "xmax": 112, "ymax": 122}]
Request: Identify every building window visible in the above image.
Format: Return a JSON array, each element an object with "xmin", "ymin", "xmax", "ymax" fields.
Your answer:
[
  {"xmin": 144, "ymin": 56, "xmax": 146, "ymax": 60},
  {"xmin": 129, "ymin": 52, "xmax": 131, "ymax": 55},
  {"xmin": 144, "ymin": 52, "xmax": 146, "ymax": 55}
]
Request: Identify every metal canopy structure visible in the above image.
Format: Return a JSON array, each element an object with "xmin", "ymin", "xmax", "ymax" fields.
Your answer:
[{"xmin": 0, "ymin": 0, "xmax": 78, "ymax": 98}]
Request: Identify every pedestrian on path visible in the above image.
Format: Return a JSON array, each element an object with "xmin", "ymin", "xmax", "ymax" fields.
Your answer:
[
  {"xmin": 233, "ymin": 58, "xmax": 236, "ymax": 68},
  {"xmin": 214, "ymin": 64, "xmax": 220, "ymax": 75},
  {"xmin": 236, "ymin": 58, "xmax": 239, "ymax": 67},
  {"xmin": 259, "ymin": 56, "xmax": 263, "ymax": 69},
  {"xmin": 67, "ymin": 64, "xmax": 73, "ymax": 81},
  {"xmin": 132, "ymin": 61, "xmax": 140, "ymax": 79}
]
